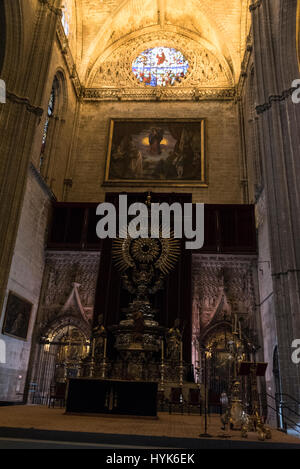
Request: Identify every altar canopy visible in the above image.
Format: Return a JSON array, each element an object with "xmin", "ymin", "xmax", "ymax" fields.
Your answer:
[{"xmin": 94, "ymin": 192, "xmax": 192, "ymax": 362}]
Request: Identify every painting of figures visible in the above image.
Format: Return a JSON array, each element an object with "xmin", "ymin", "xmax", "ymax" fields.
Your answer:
[
  {"xmin": 104, "ymin": 119, "xmax": 206, "ymax": 187},
  {"xmin": 2, "ymin": 292, "xmax": 32, "ymax": 340}
]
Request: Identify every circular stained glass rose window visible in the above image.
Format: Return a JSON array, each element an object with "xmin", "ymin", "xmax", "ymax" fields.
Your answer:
[{"xmin": 132, "ymin": 47, "xmax": 189, "ymax": 87}]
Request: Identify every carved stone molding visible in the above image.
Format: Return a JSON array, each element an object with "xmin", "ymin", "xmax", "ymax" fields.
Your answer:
[
  {"xmin": 83, "ymin": 87, "xmax": 236, "ymax": 102},
  {"xmin": 249, "ymin": 1, "xmax": 262, "ymax": 12},
  {"xmin": 41, "ymin": 314, "xmax": 91, "ymax": 339},
  {"xmin": 90, "ymin": 34, "xmax": 232, "ymax": 87},
  {"xmin": 29, "ymin": 163, "xmax": 56, "ymax": 201},
  {"xmin": 6, "ymin": 91, "xmax": 43, "ymax": 117},
  {"xmin": 85, "ymin": 30, "xmax": 234, "ymax": 101},
  {"xmin": 255, "ymin": 87, "xmax": 298, "ymax": 114},
  {"xmin": 56, "ymin": 21, "xmax": 82, "ymax": 97},
  {"xmin": 192, "ymin": 253, "xmax": 258, "ymax": 266},
  {"xmin": 39, "ymin": 0, "xmax": 61, "ymax": 15},
  {"xmin": 38, "ymin": 251, "xmax": 101, "ymax": 335},
  {"xmin": 54, "ymin": 23, "xmax": 238, "ymax": 102},
  {"xmin": 237, "ymin": 32, "xmax": 253, "ymax": 95},
  {"xmin": 192, "ymin": 254, "xmax": 257, "ymax": 337}
]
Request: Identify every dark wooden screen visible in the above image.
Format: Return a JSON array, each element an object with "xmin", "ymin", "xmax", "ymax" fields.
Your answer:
[{"xmin": 47, "ymin": 197, "xmax": 257, "ymax": 362}]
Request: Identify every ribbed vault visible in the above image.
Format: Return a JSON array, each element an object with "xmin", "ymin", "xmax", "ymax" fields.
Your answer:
[{"xmin": 64, "ymin": 0, "xmax": 252, "ymax": 86}]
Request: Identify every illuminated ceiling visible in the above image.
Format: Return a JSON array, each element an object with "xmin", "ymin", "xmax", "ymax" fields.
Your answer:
[{"xmin": 67, "ymin": 0, "xmax": 252, "ymax": 86}]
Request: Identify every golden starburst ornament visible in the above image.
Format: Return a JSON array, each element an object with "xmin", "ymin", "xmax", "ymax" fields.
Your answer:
[{"xmin": 112, "ymin": 229, "xmax": 180, "ymax": 277}]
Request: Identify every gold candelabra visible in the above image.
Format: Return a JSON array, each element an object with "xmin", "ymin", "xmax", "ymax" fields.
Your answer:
[
  {"xmin": 220, "ymin": 313, "xmax": 272, "ymax": 441},
  {"xmin": 160, "ymin": 338, "xmax": 165, "ymax": 392}
]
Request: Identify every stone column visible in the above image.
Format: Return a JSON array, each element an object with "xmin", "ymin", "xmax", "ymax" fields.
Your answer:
[
  {"xmin": 250, "ymin": 0, "xmax": 300, "ymax": 403},
  {"xmin": 0, "ymin": 0, "xmax": 61, "ymax": 311}
]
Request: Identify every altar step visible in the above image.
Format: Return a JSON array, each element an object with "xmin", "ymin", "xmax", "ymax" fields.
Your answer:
[{"xmin": 0, "ymin": 426, "xmax": 300, "ymax": 449}]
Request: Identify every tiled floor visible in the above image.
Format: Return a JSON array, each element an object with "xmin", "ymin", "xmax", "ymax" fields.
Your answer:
[{"xmin": 0, "ymin": 405, "xmax": 299, "ymax": 446}]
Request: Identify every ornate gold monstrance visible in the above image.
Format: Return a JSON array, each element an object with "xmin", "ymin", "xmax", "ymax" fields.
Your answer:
[
  {"xmin": 109, "ymin": 200, "xmax": 181, "ymax": 380},
  {"xmin": 112, "ymin": 225, "xmax": 180, "ymax": 344},
  {"xmin": 113, "ymin": 232, "xmax": 181, "ymax": 296}
]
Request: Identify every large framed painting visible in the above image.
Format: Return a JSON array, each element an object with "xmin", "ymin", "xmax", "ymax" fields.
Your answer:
[
  {"xmin": 104, "ymin": 119, "xmax": 206, "ymax": 187},
  {"xmin": 2, "ymin": 291, "xmax": 32, "ymax": 340}
]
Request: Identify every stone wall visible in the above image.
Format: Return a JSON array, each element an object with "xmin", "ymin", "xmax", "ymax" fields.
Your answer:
[
  {"xmin": 30, "ymin": 24, "xmax": 80, "ymax": 201},
  {"xmin": 67, "ymin": 99, "xmax": 243, "ymax": 204},
  {"xmin": 192, "ymin": 253, "xmax": 259, "ymax": 359},
  {"xmin": 2, "ymin": 0, "xmax": 300, "ymax": 417},
  {"xmin": 238, "ymin": 24, "xmax": 279, "ymax": 416},
  {"xmin": 33, "ymin": 250, "xmax": 101, "ymax": 338},
  {"xmin": 0, "ymin": 0, "xmax": 60, "ymax": 316},
  {"xmin": 27, "ymin": 249, "xmax": 100, "ymax": 401},
  {"xmin": 240, "ymin": 0, "xmax": 300, "ymax": 411},
  {"xmin": 255, "ymin": 191, "xmax": 278, "ymax": 425},
  {"xmin": 0, "ymin": 166, "xmax": 53, "ymax": 402}
]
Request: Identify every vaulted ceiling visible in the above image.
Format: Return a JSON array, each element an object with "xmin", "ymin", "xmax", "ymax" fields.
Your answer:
[{"xmin": 66, "ymin": 0, "xmax": 251, "ymax": 86}]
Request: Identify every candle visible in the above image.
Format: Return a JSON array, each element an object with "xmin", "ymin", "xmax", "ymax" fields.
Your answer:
[
  {"xmin": 239, "ymin": 321, "xmax": 242, "ymax": 339},
  {"xmin": 92, "ymin": 338, "xmax": 96, "ymax": 358},
  {"xmin": 103, "ymin": 337, "xmax": 107, "ymax": 359},
  {"xmin": 161, "ymin": 339, "xmax": 164, "ymax": 361},
  {"xmin": 180, "ymin": 340, "xmax": 183, "ymax": 363}
]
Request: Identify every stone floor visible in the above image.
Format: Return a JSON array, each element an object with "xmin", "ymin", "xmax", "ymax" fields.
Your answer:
[{"xmin": 0, "ymin": 405, "xmax": 299, "ymax": 448}]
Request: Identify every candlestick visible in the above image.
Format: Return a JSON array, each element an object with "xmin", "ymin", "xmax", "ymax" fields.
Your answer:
[
  {"xmin": 160, "ymin": 361, "xmax": 165, "ymax": 392},
  {"xmin": 103, "ymin": 337, "xmax": 107, "ymax": 359}
]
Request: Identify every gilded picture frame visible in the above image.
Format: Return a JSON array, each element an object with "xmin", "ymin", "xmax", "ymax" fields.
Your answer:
[
  {"xmin": 103, "ymin": 118, "xmax": 207, "ymax": 187},
  {"xmin": 2, "ymin": 291, "xmax": 32, "ymax": 341}
]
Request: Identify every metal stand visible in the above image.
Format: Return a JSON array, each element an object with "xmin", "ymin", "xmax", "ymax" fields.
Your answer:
[
  {"xmin": 199, "ymin": 348, "xmax": 212, "ymax": 438},
  {"xmin": 89, "ymin": 357, "xmax": 95, "ymax": 377},
  {"xmin": 160, "ymin": 360, "xmax": 165, "ymax": 392},
  {"xmin": 100, "ymin": 358, "xmax": 107, "ymax": 379},
  {"xmin": 239, "ymin": 362, "xmax": 272, "ymax": 441}
]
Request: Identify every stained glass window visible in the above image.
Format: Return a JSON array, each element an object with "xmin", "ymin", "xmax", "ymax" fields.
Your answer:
[
  {"xmin": 61, "ymin": 6, "xmax": 70, "ymax": 37},
  {"xmin": 132, "ymin": 47, "xmax": 189, "ymax": 87},
  {"xmin": 41, "ymin": 85, "xmax": 55, "ymax": 147},
  {"xmin": 40, "ymin": 78, "xmax": 58, "ymax": 170}
]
